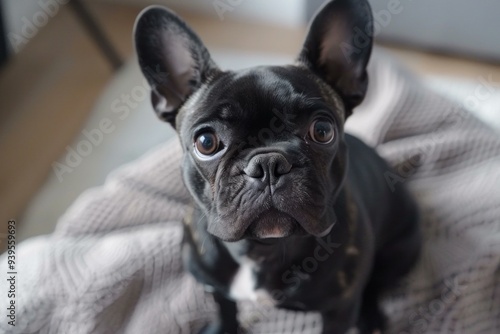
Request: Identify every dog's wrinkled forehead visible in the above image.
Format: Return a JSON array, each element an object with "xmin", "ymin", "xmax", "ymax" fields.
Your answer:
[{"xmin": 180, "ymin": 65, "xmax": 345, "ymax": 129}]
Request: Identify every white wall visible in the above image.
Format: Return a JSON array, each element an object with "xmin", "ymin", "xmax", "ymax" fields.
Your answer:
[
  {"xmin": 104, "ymin": 0, "xmax": 307, "ymax": 27},
  {"xmin": 3, "ymin": 0, "xmax": 69, "ymax": 53},
  {"xmin": 4, "ymin": 2, "xmax": 41, "ymax": 37}
]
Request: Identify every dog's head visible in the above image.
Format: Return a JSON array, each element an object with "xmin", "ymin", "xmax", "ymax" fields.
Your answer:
[{"xmin": 134, "ymin": 0, "xmax": 373, "ymax": 242}]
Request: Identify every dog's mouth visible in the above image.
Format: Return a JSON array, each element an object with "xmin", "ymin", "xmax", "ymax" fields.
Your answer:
[
  {"xmin": 209, "ymin": 186, "xmax": 337, "ymax": 242},
  {"xmin": 244, "ymin": 209, "xmax": 307, "ymax": 240}
]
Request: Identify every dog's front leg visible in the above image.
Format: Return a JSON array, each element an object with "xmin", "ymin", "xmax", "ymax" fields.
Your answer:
[{"xmin": 200, "ymin": 291, "xmax": 239, "ymax": 334}]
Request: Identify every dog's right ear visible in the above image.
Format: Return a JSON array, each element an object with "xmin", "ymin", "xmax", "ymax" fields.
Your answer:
[{"xmin": 134, "ymin": 6, "xmax": 218, "ymax": 128}]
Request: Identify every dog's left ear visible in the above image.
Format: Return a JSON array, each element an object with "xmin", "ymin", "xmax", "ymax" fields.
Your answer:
[
  {"xmin": 299, "ymin": 0, "xmax": 373, "ymax": 118},
  {"xmin": 134, "ymin": 6, "xmax": 219, "ymax": 127}
]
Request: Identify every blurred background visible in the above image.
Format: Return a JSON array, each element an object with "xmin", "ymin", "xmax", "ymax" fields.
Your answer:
[{"xmin": 1, "ymin": 0, "xmax": 500, "ymax": 247}]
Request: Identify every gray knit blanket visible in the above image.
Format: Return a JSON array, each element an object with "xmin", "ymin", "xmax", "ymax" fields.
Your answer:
[{"xmin": 2, "ymin": 52, "xmax": 500, "ymax": 334}]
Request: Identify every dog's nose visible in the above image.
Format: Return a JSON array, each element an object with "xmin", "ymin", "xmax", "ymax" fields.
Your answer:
[{"xmin": 244, "ymin": 153, "xmax": 292, "ymax": 182}]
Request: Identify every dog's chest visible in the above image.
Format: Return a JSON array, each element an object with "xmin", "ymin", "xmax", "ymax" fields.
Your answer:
[{"xmin": 229, "ymin": 259, "xmax": 274, "ymax": 304}]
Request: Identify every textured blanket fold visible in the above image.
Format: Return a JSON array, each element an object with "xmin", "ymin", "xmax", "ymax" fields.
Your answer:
[{"xmin": 2, "ymin": 51, "xmax": 500, "ymax": 334}]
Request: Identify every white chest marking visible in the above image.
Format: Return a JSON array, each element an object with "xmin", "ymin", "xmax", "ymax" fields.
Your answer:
[{"xmin": 229, "ymin": 260, "xmax": 258, "ymax": 301}]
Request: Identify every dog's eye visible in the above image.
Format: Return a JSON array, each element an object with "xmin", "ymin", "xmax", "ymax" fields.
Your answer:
[
  {"xmin": 195, "ymin": 132, "xmax": 219, "ymax": 156},
  {"xmin": 309, "ymin": 119, "xmax": 335, "ymax": 144}
]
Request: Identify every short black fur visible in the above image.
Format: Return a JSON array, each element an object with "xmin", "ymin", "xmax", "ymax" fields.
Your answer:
[{"xmin": 135, "ymin": 1, "xmax": 421, "ymax": 333}]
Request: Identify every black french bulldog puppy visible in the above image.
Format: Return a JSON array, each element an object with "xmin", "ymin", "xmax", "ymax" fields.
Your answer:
[{"xmin": 134, "ymin": 0, "xmax": 421, "ymax": 333}]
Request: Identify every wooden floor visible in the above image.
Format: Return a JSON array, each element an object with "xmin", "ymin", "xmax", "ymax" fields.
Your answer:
[{"xmin": 1, "ymin": 1, "xmax": 500, "ymax": 243}]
